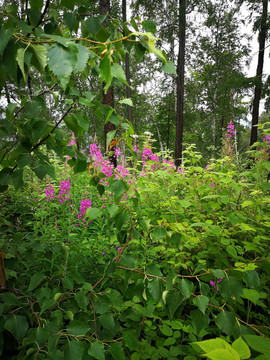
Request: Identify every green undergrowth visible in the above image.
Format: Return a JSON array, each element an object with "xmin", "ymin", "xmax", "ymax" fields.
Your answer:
[{"xmin": 1, "ymin": 149, "xmax": 270, "ymax": 360}]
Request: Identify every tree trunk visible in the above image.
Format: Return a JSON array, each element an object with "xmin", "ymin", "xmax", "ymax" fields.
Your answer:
[
  {"xmin": 100, "ymin": 0, "xmax": 116, "ymax": 165},
  {"xmin": 175, "ymin": 0, "xmax": 186, "ymax": 167},
  {"xmin": 122, "ymin": 0, "xmax": 132, "ymax": 123},
  {"xmin": 250, "ymin": 0, "xmax": 268, "ymax": 147}
]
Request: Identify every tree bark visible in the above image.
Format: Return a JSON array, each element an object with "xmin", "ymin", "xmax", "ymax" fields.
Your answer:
[
  {"xmin": 250, "ymin": 0, "xmax": 268, "ymax": 147},
  {"xmin": 175, "ymin": 0, "xmax": 186, "ymax": 167},
  {"xmin": 100, "ymin": 0, "xmax": 116, "ymax": 164},
  {"xmin": 122, "ymin": 0, "xmax": 132, "ymax": 123}
]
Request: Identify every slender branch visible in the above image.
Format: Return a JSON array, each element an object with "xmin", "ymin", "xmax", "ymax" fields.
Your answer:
[
  {"xmin": 36, "ymin": 0, "xmax": 50, "ymax": 27},
  {"xmin": 9, "ymin": 103, "xmax": 74, "ymax": 175},
  {"xmin": 116, "ymin": 266, "xmax": 166, "ymax": 282}
]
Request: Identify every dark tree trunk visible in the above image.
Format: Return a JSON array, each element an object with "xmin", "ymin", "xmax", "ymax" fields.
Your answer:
[
  {"xmin": 175, "ymin": 0, "xmax": 186, "ymax": 167},
  {"xmin": 250, "ymin": 0, "xmax": 268, "ymax": 147},
  {"xmin": 122, "ymin": 0, "xmax": 132, "ymax": 123},
  {"xmin": 100, "ymin": 0, "xmax": 116, "ymax": 165}
]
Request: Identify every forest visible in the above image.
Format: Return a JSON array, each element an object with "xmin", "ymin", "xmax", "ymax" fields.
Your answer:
[{"xmin": 0, "ymin": 0, "xmax": 270, "ymax": 359}]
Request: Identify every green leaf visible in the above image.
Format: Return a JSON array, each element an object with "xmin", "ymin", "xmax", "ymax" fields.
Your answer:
[
  {"xmin": 74, "ymin": 44, "xmax": 90, "ymax": 72},
  {"xmin": 193, "ymin": 295, "xmax": 209, "ymax": 315},
  {"xmin": 179, "ymin": 278, "xmax": 193, "ymax": 299},
  {"xmin": 28, "ymin": 272, "xmax": 46, "ymax": 291},
  {"xmin": 60, "ymin": 0, "xmax": 76, "ymax": 10},
  {"xmin": 160, "ymin": 324, "xmax": 173, "ymax": 336},
  {"xmin": 219, "ymin": 276, "xmax": 243, "ymax": 299},
  {"xmin": 148, "ymin": 278, "xmax": 162, "ymax": 303},
  {"xmin": 73, "ymin": 113, "xmax": 89, "ymax": 132},
  {"xmin": 142, "ymin": 20, "xmax": 156, "ymax": 34},
  {"xmin": 119, "ymin": 98, "xmax": 133, "ymax": 106},
  {"xmin": 216, "ymin": 311, "xmax": 236, "ymax": 336},
  {"xmin": 244, "ymin": 335, "xmax": 270, "ymax": 356},
  {"xmin": 242, "ymin": 288, "xmax": 260, "ymax": 304},
  {"xmin": 4, "ymin": 315, "xmax": 28, "ymax": 341},
  {"xmin": 16, "ymin": 47, "xmax": 28, "ymax": 82},
  {"xmin": 107, "ymin": 204, "xmax": 119, "ymax": 217},
  {"xmin": 0, "ymin": 28, "xmax": 14, "ymax": 57},
  {"xmin": 63, "ymin": 12, "xmax": 76, "ymax": 31},
  {"xmin": 85, "ymin": 15, "xmax": 106, "ymax": 36},
  {"xmin": 161, "ymin": 61, "xmax": 177, "ymax": 75},
  {"xmin": 47, "ymin": 43, "xmax": 78, "ymax": 87},
  {"xmin": 243, "ymin": 270, "xmax": 260, "ymax": 289},
  {"xmin": 99, "ymin": 313, "xmax": 115, "ymax": 333},
  {"xmin": 123, "ymin": 329, "xmax": 138, "ymax": 350},
  {"xmin": 192, "ymin": 338, "xmax": 230, "ymax": 353},
  {"xmin": 64, "ymin": 114, "xmax": 82, "ymax": 135},
  {"xmin": 30, "ymin": 0, "xmax": 43, "ymax": 10},
  {"xmin": 226, "ymin": 245, "xmax": 238, "ymax": 258},
  {"xmin": 111, "ymin": 63, "xmax": 128, "ymax": 86},
  {"xmin": 99, "ymin": 53, "xmax": 112, "ymax": 92},
  {"xmin": 66, "ymin": 320, "xmax": 89, "ymax": 336},
  {"xmin": 152, "ymin": 226, "xmax": 166, "ymax": 241},
  {"xmin": 204, "ymin": 348, "xmax": 240, "ymax": 360},
  {"xmin": 232, "ymin": 337, "xmax": 251, "ymax": 359},
  {"xmin": 75, "ymin": 291, "xmax": 89, "ymax": 310},
  {"xmin": 88, "ymin": 342, "xmax": 105, "ymax": 360},
  {"xmin": 65, "ymin": 339, "xmax": 84, "ymax": 360},
  {"xmin": 190, "ymin": 310, "xmax": 210, "ymax": 335},
  {"xmin": 109, "ymin": 342, "xmax": 125, "ymax": 360},
  {"xmin": 106, "ymin": 130, "xmax": 116, "ymax": 150},
  {"xmin": 12, "ymin": 169, "xmax": 24, "ymax": 191},
  {"xmin": 109, "ymin": 180, "xmax": 129, "ymax": 201},
  {"xmin": 45, "ymin": 34, "xmax": 70, "ymax": 47},
  {"xmin": 86, "ymin": 207, "xmax": 102, "ymax": 220},
  {"xmin": 31, "ymin": 44, "xmax": 47, "ymax": 72},
  {"xmin": 166, "ymin": 291, "xmax": 184, "ymax": 319}
]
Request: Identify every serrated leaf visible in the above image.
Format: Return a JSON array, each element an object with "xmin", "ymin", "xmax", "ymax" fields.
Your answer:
[
  {"xmin": 244, "ymin": 335, "xmax": 270, "ymax": 356},
  {"xmin": 47, "ymin": 43, "xmax": 78, "ymax": 86},
  {"xmin": 216, "ymin": 311, "xmax": 236, "ymax": 336},
  {"xmin": 99, "ymin": 53, "xmax": 111, "ymax": 92},
  {"xmin": 4, "ymin": 315, "xmax": 28, "ymax": 341},
  {"xmin": 204, "ymin": 348, "xmax": 240, "ymax": 360},
  {"xmin": 242, "ymin": 288, "xmax": 260, "ymax": 304},
  {"xmin": 75, "ymin": 291, "xmax": 89, "ymax": 310},
  {"xmin": 85, "ymin": 15, "xmax": 106, "ymax": 36},
  {"xmin": 192, "ymin": 338, "xmax": 230, "ymax": 353},
  {"xmin": 28, "ymin": 272, "xmax": 46, "ymax": 291},
  {"xmin": 45, "ymin": 34, "xmax": 70, "ymax": 47},
  {"xmin": 243, "ymin": 270, "xmax": 260, "ymax": 289},
  {"xmin": 16, "ymin": 47, "xmax": 28, "ymax": 82},
  {"xmin": 111, "ymin": 63, "xmax": 128, "ymax": 86},
  {"xmin": 148, "ymin": 278, "xmax": 162, "ymax": 303},
  {"xmin": 66, "ymin": 320, "xmax": 89, "ymax": 335},
  {"xmin": 232, "ymin": 337, "xmax": 251, "ymax": 359},
  {"xmin": 99, "ymin": 313, "xmax": 115, "ymax": 333},
  {"xmin": 119, "ymin": 98, "xmax": 133, "ymax": 106},
  {"xmin": 190, "ymin": 310, "xmax": 210, "ymax": 335},
  {"xmin": 88, "ymin": 342, "xmax": 105, "ymax": 360},
  {"xmin": 142, "ymin": 20, "xmax": 156, "ymax": 33},
  {"xmin": 109, "ymin": 179, "xmax": 129, "ymax": 201},
  {"xmin": 179, "ymin": 278, "xmax": 193, "ymax": 299},
  {"xmin": 86, "ymin": 207, "xmax": 102, "ymax": 220},
  {"xmin": 152, "ymin": 226, "xmax": 166, "ymax": 241},
  {"xmin": 161, "ymin": 61, "xmax": 177, "ymax": 75},
  {"xmin": 0, "ymin": 28, "xmax": 14, "ymax": 57},
  {"xmin": 31, "ymin": 44, "xmax": 47, "ymax": 72},
  {"xmin": 30, "ymin": 0, "xmax": 43, "ymax": 10},
  {"xmin": 65, "ymin": 339, "xmax": 84, "ymax": 360},
  {"xmin": 193, "ymin": 295, "xmax": 209, "ymax": 315},
  {"xmin": 109, "ymin": 342, "xmax": 125, "ymax": 360},
  {"xmin": 74, "ymin": 44, "xmax": 90, "ymax": 72}
]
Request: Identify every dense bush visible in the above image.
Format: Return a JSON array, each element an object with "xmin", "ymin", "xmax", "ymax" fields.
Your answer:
[{"xmin": 1, "ymin": 133, "xmax": 270, "ymax": 360}]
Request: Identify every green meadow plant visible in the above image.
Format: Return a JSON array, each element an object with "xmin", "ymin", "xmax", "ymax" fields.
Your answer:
[{"xmin": 0, "ymin": 134, "xmax": 270, "ymax": 359}]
